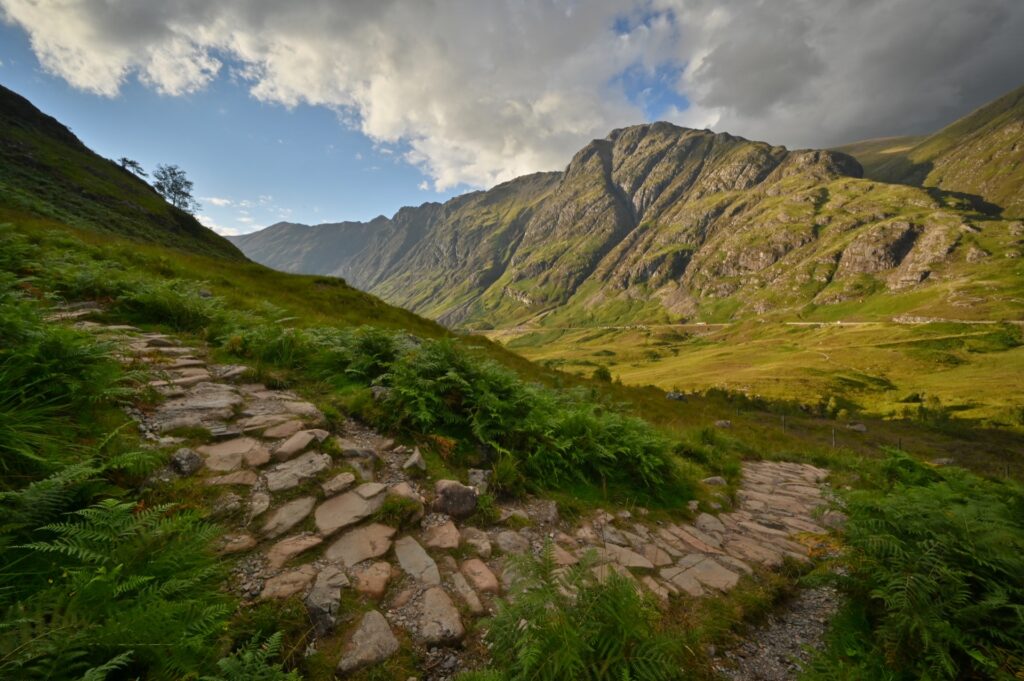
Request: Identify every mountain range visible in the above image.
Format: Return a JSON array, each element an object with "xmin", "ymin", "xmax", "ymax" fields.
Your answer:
[{"xmin": 231, "ymin": 85, "xmax": 1023, "ymax": 331}]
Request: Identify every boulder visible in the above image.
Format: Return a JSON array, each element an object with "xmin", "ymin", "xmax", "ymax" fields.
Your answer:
[
  {"xmin": 433, "ymin": 479, "xmax": 477, "ymax": 518},
  {"xmin": 264, "ymin": 452, "xmax": 331, "ymax": 492},
  {"xmin": 467, "ymin": 468, "xmax": 490, "ymax": 493},
  {"xmin": 352, "ymin": 561, "xmax": 392, "ymax": 599},
  {"xmin": 261, "ymin": 496, "xmax": 316, "ymax": 538},
  {"xmin": 337, "ymin": 610, "xmax": 399, "ymax": 675},
  {"xmin": 416, "ymin": 586, "xmax": 464, "ymax": 645},
  {"xmin": 423, "ymin": 521, "xmax": 460, "ymax": 550},
  {"xmin": 306, "ymin": 565, "xmax": 350, "ymax": 635},
  {"xmin": 265, "ymin": 534, "xmax": 323, "ymax": 570},
  {"xmin": 325, "ymin": 523, "xmax": 397, "ymax": 567},
  {"xmin": 259, "ymin": 565, "xmax": 317, "ymax": 600},
  {"xmin": 170, "ymin": 447, "xmax": 203, "ymax": 476},
  {"xmin": 197, "ymin": 437, "xmax": 269, "ymax": 471},
  {"xmin": 394, "ymin": 536, "xmax": 441, "ymax": 585},
  {"xmin": 460, "ymin": 527, "xmax": 492, "ymax": 558},
  {"xmin": 218, "ymin": 533, "xmax": 257, "ymax": 555},
  {"xmin": 460, "ymin": 559, "xmax": 500, "ymax": 594},
  {"xmin": 314, "ymin": 485, "xmax": 387, "ymax": 536}
]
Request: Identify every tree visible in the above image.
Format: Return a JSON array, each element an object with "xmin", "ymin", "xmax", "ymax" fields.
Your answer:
[
  {"xmin": 152, "ymin": 164, "xmax": 200, "ymax": 214},
  {"xmin": 116, "ymin": 157, "xmax": 147, "ymax": 177}
]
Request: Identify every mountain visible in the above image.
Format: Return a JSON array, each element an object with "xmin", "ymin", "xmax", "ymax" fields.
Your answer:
[
  {"xmin": 234, "ymin": 94, "xmax": 1024, "ymax": 329},
  {"xmin": 0, "ymin": 83, "xmax": 242, "ymax": 259},
  {"xmin": 837, "ymin": 84, "xmax": 1024, "ymax": 217}
]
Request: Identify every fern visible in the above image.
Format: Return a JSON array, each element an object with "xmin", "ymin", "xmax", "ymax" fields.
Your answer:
[{"xmin": 460, "ymin": 543, "xmax": 682, "ymax": 681}]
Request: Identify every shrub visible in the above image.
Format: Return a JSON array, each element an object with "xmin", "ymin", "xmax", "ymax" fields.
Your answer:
[
  {"xmin": 462, "ymin": 545, "xmax": 682, "ymax": 680},
  {"xmin": 834, "ymin": 454, "xmax": 1024, "ymax": 679},
  {"xmin": 380, "ymin": 339, "xmax": 688, "ymax": 497},
  {"xmin": 115, "ymin": 278, "xmax": 230, "ymax": 334},
  {"xmin": 1, "ymin": 499, "xmax": 229, "ymax": 680},
  {"xmin": 591, "ymin": 365, "xmax": 612, "ymax": 382}
]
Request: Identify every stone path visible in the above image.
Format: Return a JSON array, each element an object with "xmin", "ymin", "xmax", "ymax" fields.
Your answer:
[{"xmin": 76, "ymin": 319, "xmax": 839, "ymax": 679}]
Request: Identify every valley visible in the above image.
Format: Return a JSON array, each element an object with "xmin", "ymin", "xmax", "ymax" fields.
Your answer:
[{"xmin": 1, "ymin": 61, "xmax": 1023, "ymax": 681}]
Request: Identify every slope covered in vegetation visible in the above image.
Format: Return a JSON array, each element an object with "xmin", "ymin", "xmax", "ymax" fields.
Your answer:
[{"xmin": 0, "ymin": 84, "xmax": 241, "ymax": 259}]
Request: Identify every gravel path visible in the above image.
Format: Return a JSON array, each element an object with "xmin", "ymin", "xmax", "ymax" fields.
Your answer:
[{"xmin": 714, "ymin": 584, "xmax": 841, "ymax": 680}]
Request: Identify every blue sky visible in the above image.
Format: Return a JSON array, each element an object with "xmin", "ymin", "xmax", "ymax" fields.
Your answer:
[
  {"xmin": 0, "ymin": 15, "xmax": 688, "ymax": 236},
  {"xmin": 2, "ymin": 1, "xmax": 1021, "ymax": 236},
  {"xmin": 0, "ymin": 22, "xmax": 465, "ymax": 234}
]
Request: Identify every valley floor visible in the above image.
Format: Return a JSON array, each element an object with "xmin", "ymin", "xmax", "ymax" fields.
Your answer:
[{"xmin": 484, "ymin": 319, "xmax": 1024, "ymax": 425}]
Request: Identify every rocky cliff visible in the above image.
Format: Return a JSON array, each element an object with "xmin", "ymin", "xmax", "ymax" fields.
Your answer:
[{"xmin": 233, "ymin": 89, "xmax": 1024, "ymax": 328}]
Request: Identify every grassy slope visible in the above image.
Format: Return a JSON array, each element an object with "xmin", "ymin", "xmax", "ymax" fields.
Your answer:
[
  {"xmin": 833, "ymin": 135, "xmax": 923, "ymax": 179},
  {"xmin": 0, "ymin": 83, "xmax": 242, "ymax": 259},
  {"xmin": 1, "ymin": 83, "xmax": 1020, "ymax": 482},
  {"xmin": 840, "ymin": 84, "xmax": 1024, "ymax": 216}
]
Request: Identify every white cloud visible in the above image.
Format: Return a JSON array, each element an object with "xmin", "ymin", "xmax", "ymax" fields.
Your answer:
[
  {"xmin": 202, "ymin": 196, "xmax": 233, "ymax": 207},
  {"xmin": 197, "ymin": 213, "xmax": 240, "ymax": 236},
  {"xmin": 656, "ymin": 0, "xmax": 1024, "ymax": 147},
  {"xmin": 1, "ymin": 0, "xmax": 1021, "ymax": 188},
  {"xmin": 418, "ymin": 181, "xmax": 429, "ymax": 191}
]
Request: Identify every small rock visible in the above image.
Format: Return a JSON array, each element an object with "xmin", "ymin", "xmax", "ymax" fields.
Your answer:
[
  {"xmin": 695, "ymin": 512, "xmax": 726, "ymax": 535},
  {"xmin": 846, "ymin": 422, "xmax": 868, "ymax": 433},
  {"xmin": 325, "ymin": 523, "xmax": 397, "ymax": 567},
  {"xmin": 461, "ymin": 558, "xmax": 500, "ymax": 594},
  {"xmin": 248, "ymin": 491, "xmax": 271, "ymax": 521},
  {"xmin": 467, "ymin": 468, "xmax": 490, "ymax": 493},
  {"xmin": 337, "ymin": 610, "xmax": 399, "ymax": 674},
  {"xmin": 665, "ymin": 391, "xmax": 686, "ymax": 401},
  {"xmin": 460, "ymin": 527, "xmax": 492, "ymax": 558},
  {"xmin": 702, "ymin": 476, "xmax": 727, "ymax": 486},
  {"xmin": 714, "ymin": 419, "xmax": 732, "ymax": 429},
  {"xmin": 394, "ymin": 536, "xmax": 441, "ymax": 584},
  {"xmin": 370, "ymin": 386, "xmax": 392, "ymax": 402},
  {"xmin": 306, "ymin": 565, "xmax": 350, "ymax": 635},
  {"xmin": 403, "ymin": 447, "xmax": 427, "ymax": 471},
  {"xmin": 218, "ymin": 533, "xmax": 257, "ymax": 555},
  {"xmin": 433, "ymin": 479, "xmax": 477, "ymax": 518},
  {"xmin": 930, "ymin": 457, "xmax": 955, "ymax": 466},
  {"xmin": 262, "ymin": 496, "xmax": 316, "ymax": 538},
  {"xmin": 494, "ymin": 530, "xmax": 530, "ymax": 555},
  {"xmin": 260, "ymin": 565, "xmax": 317, "ymax": 600},
  {"xmin": 423, "ymin": 520, "xmax": 460, "ymax": 550},
  {"xmin": 266, "ymin": 533, "xmax": 323, "ymax": 569},
  {"xmin": 450, "ymin": 572, "xmax": 484, "ymax": 615},
  {"xmin": 263, "ymin": 419, "xmax": 306, "ymax": 439},
  {"xmin": 170, "ymin": 447, "xmax": 203, "ymax": 476},
  {"xmin": 352, "ymin": 561, "xmax": 392, "ymax": 599},
  {"xmin": 322, "ymin": 472, "xmax": 357, "ymax": 496}
]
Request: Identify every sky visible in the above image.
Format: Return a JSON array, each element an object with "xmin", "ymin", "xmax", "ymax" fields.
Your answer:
[{"xmin": 1, "ymin": 1, "xmax": 1022, "ymax": 237}]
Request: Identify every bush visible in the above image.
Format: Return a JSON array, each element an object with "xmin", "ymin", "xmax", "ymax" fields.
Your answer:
[
  {"xmin": 1, "ymin": 499, "xmax": 229, "ymax": 680},
  {"xmin": 591, "ymin": 365, "xmax": 612, "ymax": 382},
  {"xmin": 381, "ymin": 340, "xmax": 687, "ymax": 497},
  {"xmin": 115, "ymin": 278, "xmax": 230, "ymax": 334},
  {"xmin": 833, "ymin": 454, "xmax": 1024, "ymax": 679},
  {"xmin": 461, "ymin": 545, "xmax": 682, "ymax": 680}
]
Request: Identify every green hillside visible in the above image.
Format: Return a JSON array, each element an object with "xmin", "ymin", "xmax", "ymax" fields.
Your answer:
[
  {"xmin": 0, "ymin": 84, "xmax": 242, "ymax": 258},
  {"xmin": 1, "ymin": 83, "xmax": 1023, "ymax": 681},
  {"xmin": 842, "ymin": 84, "xmax": 1024, "ymax": 217}
]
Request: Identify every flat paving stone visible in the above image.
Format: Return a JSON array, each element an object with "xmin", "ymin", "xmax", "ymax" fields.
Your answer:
[
  {"xmin": 394, "ymin": 536, "xmax": 441, "ymax": 585},
  {"xmin": 325, "ymin": 523, "xmax": 397, "ymax": 567}
]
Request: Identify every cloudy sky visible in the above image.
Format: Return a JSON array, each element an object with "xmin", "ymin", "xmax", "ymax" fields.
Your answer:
[{"xmin": 2, "ymin": 0, "xmax": 1022, "ymax": 235}]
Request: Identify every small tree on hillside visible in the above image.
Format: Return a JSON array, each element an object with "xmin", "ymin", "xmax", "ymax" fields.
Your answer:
[
  {"xmin": 152, "ymin": 164, "xmax": 200, "ymax": 214},
  {"xmin": 117, "ymin": 157, "xmax": 147, "ymax": 177}
]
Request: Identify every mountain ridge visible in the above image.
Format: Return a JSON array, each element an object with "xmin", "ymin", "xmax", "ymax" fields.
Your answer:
[{"xmin": 233, "ymin": 89, "xmax": 1023, "ymax": 330}]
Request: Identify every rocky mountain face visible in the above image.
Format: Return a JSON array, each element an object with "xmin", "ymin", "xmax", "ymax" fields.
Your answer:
[{"xmin": 234, "ymin": 94, "xmax": 1024, "ymax": 328}]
